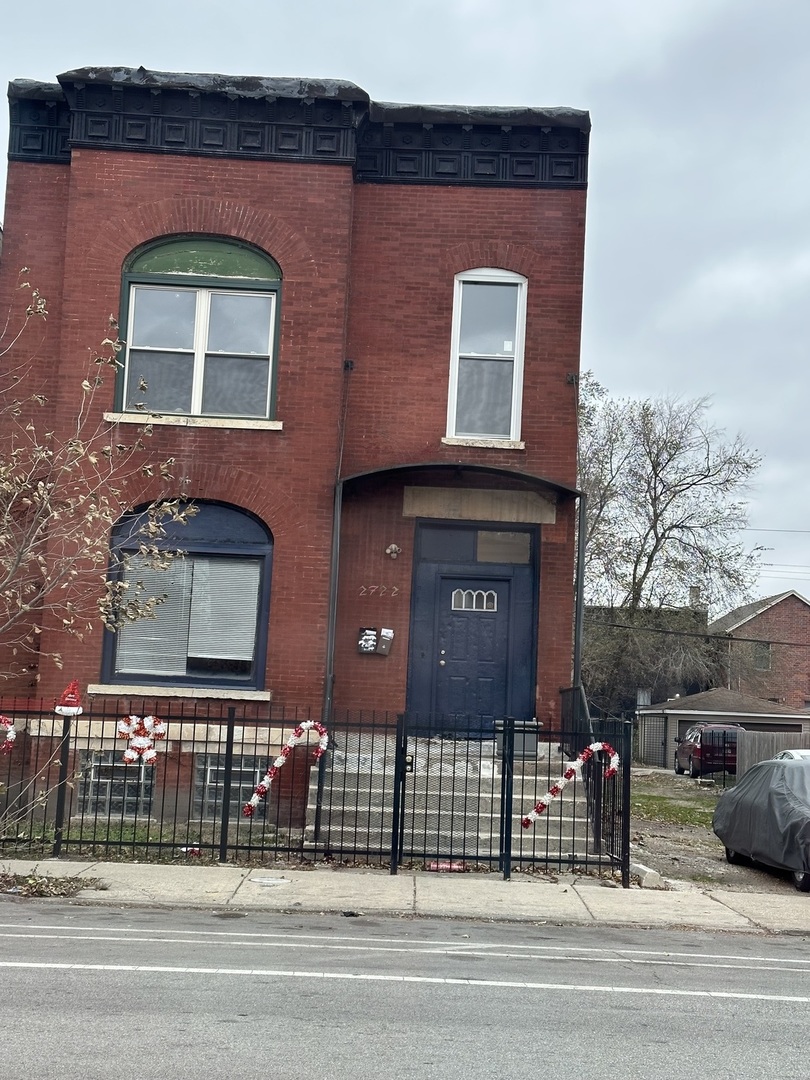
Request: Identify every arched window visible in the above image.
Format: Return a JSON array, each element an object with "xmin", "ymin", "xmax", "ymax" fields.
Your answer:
[
  {"xmin": 120, "ymin": 237, "xmax": 281, "ymax": 420},
  {"xmin": 446, "ymin": 267, "xmax": 527, "ymax": 442},
  {"xmin": 104, "ymin": 502, "xmax": 273, "ymax": 689}
]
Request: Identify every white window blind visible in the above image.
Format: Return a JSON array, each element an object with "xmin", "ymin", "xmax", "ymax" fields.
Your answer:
[
  {"xmin": 115, "ymin": 560, "xmax": 193, "ymax": 676},
  {"xmin": 188, "ymin": 557, "xmax": 261, "ymax": 660},
  {"xmin": 115, "ymin": 556, "xmax": 260, "ymax": 675}
]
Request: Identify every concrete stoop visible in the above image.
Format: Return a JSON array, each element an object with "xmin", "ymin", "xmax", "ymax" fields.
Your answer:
[{"xmin": 304, "ymin": 735, "xmax": 608, "ymax": 863}]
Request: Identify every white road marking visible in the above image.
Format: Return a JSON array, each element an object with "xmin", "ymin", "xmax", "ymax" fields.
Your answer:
[
  {"xmin": 0, "ymin": 921, "xmax": 808, "ymax": 967},
  {"xmin": 1, "ymin": 960, "xmax": 809, "ymax": 1002},
  {"xmin": 0, "ymin": 930, "xmax": 808, "ymax": 974}
]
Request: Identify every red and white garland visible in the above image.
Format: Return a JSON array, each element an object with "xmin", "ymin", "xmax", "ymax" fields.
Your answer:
[
  {"xmin": 521, "ymin": 741, "xmax": 620, "ymax": 829},
  {"xmin": 243, "ymin": 721, "xmax": 329, "ymax": 817},
  {"xmin": 0, "ymin": 715, "xmax": 16, "ymax": 755},
  {"xmin": 117, "ymin": 714, "xmax": 167, "ymax": 765}
]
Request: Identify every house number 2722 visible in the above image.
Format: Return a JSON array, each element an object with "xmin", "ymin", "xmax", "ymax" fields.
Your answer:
[{"xmin": 359, "ymin": 585, "xmax": 399, "ymax": 597}]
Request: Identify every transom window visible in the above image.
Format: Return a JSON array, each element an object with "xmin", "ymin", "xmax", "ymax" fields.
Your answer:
[
  {"xmin": 105, "ymin": 502, "xmax": 273, "ymax": 689},
  {"xmin": 121, "ymin": 237, "xmax": 281, "ymax": 419},
  {"xmin": 446, "ymin": 268, "xmax": 527, "ymax": 441},
  {"xmin": 452, "ymin": 588, "xmax": 498, "ymax": 612}
]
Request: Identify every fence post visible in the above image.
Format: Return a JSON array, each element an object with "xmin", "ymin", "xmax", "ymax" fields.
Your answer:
[
  {"xmin": 218, "ymin": 706, "xmax": 236, "ymax": 864},
  {"xmin": 589, "ymin": 759, "xmax": 604, "ymax": 855},
  {"xmin": 51, "ymin": 712, "xmax": 73, "ymax": 858},
  {"xmin": 389, "ymin": 712, "xmax": 407, "ymax": 875},
  {"xmin": 620, "ymin": 721, "xmax": 632, "ymax": 888},
  {"xmin": 499, "ymin": 717, "xmax": 515, "ymax": 880}
]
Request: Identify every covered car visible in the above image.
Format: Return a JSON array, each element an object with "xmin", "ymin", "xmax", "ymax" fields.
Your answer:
[{"xmin": 713, "ymin": 759, "xmax": 810, "ymax": 891}]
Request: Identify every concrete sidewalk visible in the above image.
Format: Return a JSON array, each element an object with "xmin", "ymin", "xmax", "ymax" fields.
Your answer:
[{"xmin": 2, "ymin": 857, "xmax": 809, "ymax": 934}]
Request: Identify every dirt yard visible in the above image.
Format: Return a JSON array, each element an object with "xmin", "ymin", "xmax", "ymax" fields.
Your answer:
[{"xmin": 630, "ymin": 767, "xmax": 798, "ymax": 893}]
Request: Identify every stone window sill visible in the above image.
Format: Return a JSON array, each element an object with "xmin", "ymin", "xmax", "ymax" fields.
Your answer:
[
  {"xmin": 104, "ymin": 412, "xmax": 283, "ymax": 431},
  {"xmin": 442, "ymin": 436, "xmax": 525, "ymax": 450},
  {"xmin": 87, "ymin": 684, "xmax": 273, "ymax": 702}
]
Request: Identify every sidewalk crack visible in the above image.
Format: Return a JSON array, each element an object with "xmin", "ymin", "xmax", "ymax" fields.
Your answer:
[
  {"xmin": 704, "ymin": 890, "xmax": 759, "ymax": 928},
  {"xmin": 570, "ymin": 887, "xmax": 599, "ymax": 921},
  {"xmin": 227, "ymin": 871, "xmax": 251, "ymax": 905}
]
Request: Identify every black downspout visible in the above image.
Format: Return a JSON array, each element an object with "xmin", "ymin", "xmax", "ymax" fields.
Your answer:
[
  {"xmin": 323, "ymin": 478, "xmax": 344, "ymax": 724},
  {"xmin": 572, "ymin": 492, "xmax": 587, "ymax": 689}
]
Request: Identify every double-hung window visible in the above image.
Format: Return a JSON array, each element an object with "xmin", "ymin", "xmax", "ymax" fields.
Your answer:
[
  {"xmin": 121, "ymin": 238, "xmax": 281, "ymax": 419},
  {"xmin": 446, "ymin": 268, "xmax": 527, "ymax": 441}
]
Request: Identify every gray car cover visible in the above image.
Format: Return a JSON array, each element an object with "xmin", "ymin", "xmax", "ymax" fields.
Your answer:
[{"xmin": 713, "ymin": 760, "xmax": 810, "ymax": 873}]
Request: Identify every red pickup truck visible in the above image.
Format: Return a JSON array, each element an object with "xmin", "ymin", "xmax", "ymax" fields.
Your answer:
[{"xmin": 674, "ymin": 723, "xmax": 742, "ymax": 777}]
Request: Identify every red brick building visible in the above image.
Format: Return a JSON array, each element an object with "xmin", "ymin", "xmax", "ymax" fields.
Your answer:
[
  {"xmin": 1, "ymin": 67, "xmax": 589, "ymax": 732},
  {"xmin": 709, "ymin": 591, "xmax": 810, "ymax": 711}
]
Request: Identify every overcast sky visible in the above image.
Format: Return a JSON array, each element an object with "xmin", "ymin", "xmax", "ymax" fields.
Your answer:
[{"xmin": 1, "ymin": 0, "xmax": 808, "ymax": 610}]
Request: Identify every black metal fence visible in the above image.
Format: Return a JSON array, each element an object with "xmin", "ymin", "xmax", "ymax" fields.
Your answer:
[
  {"xmin": 635, "ymin": 713, "xmax": 737, "ymax": 786},
  {"xmin": 0, "ymin": 696, "xmax": 631, "ymax": 884}
]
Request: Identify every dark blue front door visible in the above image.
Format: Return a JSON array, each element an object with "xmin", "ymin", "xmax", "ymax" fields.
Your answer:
[
  {"xmin": 407, "ymin": 525, "xmax": 537, "ymax": 735},
  {"xmin": 434, "ymin": 575, "xmax": 510, "ymax": 729}
]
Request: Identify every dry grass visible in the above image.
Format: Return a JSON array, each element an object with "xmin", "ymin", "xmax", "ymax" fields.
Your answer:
[{"xmin": 0, "ymin": 869, "xmax": 100, "ymax": 897}]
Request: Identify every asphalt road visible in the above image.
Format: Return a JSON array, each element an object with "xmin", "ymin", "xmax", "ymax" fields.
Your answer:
[{"xmin": 2, "ymin": 904, "xmax": 809, "ymax": 1079}]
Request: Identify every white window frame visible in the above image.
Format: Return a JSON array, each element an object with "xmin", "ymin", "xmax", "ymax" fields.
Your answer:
[
  {"xmin": 125, "ymin": 284, "xmax": 276, "ymax": 419},
  {"xmin": 445, "ymin": 268, "xmax": 528, "ymax": 442}
]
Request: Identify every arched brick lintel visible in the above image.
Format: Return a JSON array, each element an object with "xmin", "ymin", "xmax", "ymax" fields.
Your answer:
[
  {"xmin": 115, "ymin": 461, "xmax": 312, "ymax": 544},
  {"xmin": 441, "ymin": 240, "xmax": 540, "ymax": 279},
  {"xmin": 84, "ymin": 196, "xmax": 318, "ymax": 280}
]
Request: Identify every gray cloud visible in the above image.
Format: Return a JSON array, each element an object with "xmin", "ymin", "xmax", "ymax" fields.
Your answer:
[{"xmin": 1, "ymin": 0, "xmax": 808, "ymax": 598}]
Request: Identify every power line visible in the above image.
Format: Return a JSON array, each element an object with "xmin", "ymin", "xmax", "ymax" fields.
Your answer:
[{"xmin": 595, "ymin": 620, "xmax": 810, "ymax": 649}]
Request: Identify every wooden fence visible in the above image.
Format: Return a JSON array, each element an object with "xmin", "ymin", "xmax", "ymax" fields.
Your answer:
[{"xmin": 737, "ymin": 731, "xmax": 810, "ymax": 776}]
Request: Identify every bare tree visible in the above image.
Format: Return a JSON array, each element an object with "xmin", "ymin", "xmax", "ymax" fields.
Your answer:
[
  {"xmin": 0, "ymin": 270, "xmax": 191, "ymax": 682},
  {"xmin": 578, "ymin": 374, "xmax": 761, "ymax": 714}
]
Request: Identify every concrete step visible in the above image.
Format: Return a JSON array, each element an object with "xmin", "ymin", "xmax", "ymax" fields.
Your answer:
[
  {"xmin": 308, "ymin": 785, "xmax": 594, "ymax": 817},
  {"xmin": 310, "ymin": 776, "xmax": 595, "ymax": 803}
]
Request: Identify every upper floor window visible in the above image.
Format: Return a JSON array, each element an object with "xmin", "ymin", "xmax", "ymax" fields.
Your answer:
[
  {"xmin": 446, "ymin": 268, "xmax": 527, "ymax": 441},
  {"xmin": 104, "ymin": 502, "xmax": 273, "ymax": 690},
  {"xmin": 121, "ymin": 237, "xmax": 281, "ymax": 420},
  {"xmin": 753, "ymin": 640, "xmax": 772, "ymax": 671}
]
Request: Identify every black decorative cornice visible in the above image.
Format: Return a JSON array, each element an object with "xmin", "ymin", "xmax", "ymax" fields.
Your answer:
[
  {"xmin": 7, "ymin": 68, "xmax": 589, "ymax": 189},
  {"xmin": 356, "ymin": 101, "xmax": 588, "ymax": 188},
  {"xmin": 8, "ymin": 81, "xmax": 71, "ymax": 164}
]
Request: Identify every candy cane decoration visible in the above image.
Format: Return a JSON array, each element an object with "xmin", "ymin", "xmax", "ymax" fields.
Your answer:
[
  {"xmin": 521, "ymin": 741, "xmax": 620, "ymax": 829},
  {"xmin": 243, "ymin": 720, "xmax": 329, "ymax": 817},
  {"xmin": 0, "ymin": 715, "xmax": 16, "ymax": 755},
  {"xmin": 117, "ymin": 714, "xmax": 167, "ymax": 765}
]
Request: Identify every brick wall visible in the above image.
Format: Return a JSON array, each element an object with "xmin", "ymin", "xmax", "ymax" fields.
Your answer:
[
  {"xmin": 727, "ymin": 596, "xmax": 810, "ymax": 710},
  {"xmin": 343, "ymin": 184, "xmax": 585, "ymax": 483},
  {"xmin": 0, "ymin": 146, "xmax": 584, "ymax": 721}
]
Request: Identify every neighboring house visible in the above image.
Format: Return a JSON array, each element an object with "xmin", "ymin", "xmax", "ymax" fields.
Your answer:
[
  {"xmin": 635, "ymin": 687, "xmax": 809, "ymax": 769},
  {"xmin": 0, "ymin": 67, "xmax": 589, "ymax": 732},
  {"xmin": 708, "ymin": 591, "xmax": 810, "ymax": 711}
]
